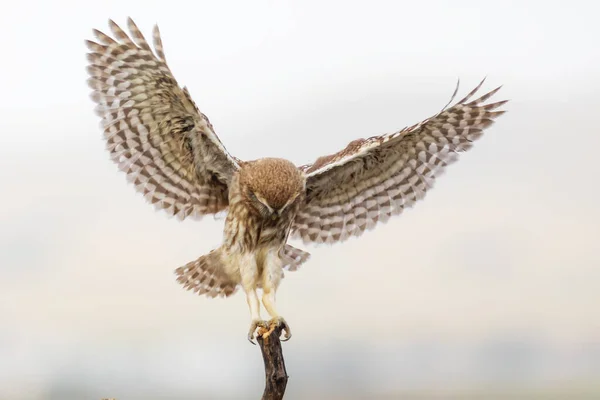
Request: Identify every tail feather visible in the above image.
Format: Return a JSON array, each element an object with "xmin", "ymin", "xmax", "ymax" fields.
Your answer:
[
  {"xmin": 281, "ymin": 244, "xmax": 311, "ymax": 271},
  {"xmin": 175, "ymin": 248, "xmax": 238, "ymax": 298},
  {"xmin": 176, "ymin": 245, "xmax": 310, "ymax": 297}
]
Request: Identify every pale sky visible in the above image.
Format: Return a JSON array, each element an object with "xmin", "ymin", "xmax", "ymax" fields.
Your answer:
[{"xmin": 1, "ymin": 0, "xmax": 599, "ymax": 399}]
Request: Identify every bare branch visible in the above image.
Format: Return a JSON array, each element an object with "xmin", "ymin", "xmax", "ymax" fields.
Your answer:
[{"xmin": 257, "ymin": 325, "xmax": 289, "ymax": 400}]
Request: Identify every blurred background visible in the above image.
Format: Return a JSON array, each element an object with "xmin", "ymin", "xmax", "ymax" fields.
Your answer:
[{"xmin": 1, "ymin": 0, "xmax": 599, "ymax": 399}]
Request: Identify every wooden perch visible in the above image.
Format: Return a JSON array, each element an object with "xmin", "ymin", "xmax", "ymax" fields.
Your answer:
[{"xmin": 257, "ymin": 324, "xmax": 289, "ymax": 400}]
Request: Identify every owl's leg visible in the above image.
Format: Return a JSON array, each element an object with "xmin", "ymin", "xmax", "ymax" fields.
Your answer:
[
  {"xmin": 240, "ymin": 253, "xmax": 266, "ymax": 344},
  {"xmin": 261, "ymin": 249, "xmax": 291, "ymax": 341}
]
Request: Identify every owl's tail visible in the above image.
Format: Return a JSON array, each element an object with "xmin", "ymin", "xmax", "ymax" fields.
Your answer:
[
  {"xmin": 175, "ymin": 245, "xmax": 311, "ymax": 298},
  {"xmin": 281, "ymin": 244, "xmax": 311, "ymax": 271},
  {"xmin": 174, "ymin": 248, "xmax": 239, "ymax": 298}
]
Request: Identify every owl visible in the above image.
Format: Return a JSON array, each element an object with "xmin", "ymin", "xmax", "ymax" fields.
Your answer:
[{"xmin": 86, "ymin": 18, "xmax": 508, "ymax": 343}]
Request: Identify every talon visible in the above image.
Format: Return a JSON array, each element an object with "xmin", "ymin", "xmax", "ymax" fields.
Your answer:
[
  {"xmin": 248, "ymin": 334, "xmax": 256, "ymax": 345},
  {"xmin": 247, "ymin": 320, "xmax": 267, "ymax": 344},
  {"xmin": 267, "ymin": 317, "xmax": 292, "ymax": 341}
]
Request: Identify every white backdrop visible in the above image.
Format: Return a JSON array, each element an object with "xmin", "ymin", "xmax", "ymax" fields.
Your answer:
[{"xmin": 1, "ymin": 0, "xmax": 599, "ymax": 398}]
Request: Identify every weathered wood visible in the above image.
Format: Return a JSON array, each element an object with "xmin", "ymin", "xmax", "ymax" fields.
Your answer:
[{"xmin": 257, "ymin": 325, "xmax": 288, "ymax": 400}]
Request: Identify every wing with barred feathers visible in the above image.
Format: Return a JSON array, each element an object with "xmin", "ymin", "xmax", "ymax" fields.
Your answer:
[
  {"xmin": 86, "ymin": 18, "xmax": 240, "ymax": 220},
  {"xmin": 293, "ymin": 79, "xmax": 508, "ymax": 244}
]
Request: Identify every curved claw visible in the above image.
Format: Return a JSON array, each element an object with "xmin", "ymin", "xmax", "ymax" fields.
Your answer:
[
  {"xmin": 280, "ymin": 332, "xmax": 292, "ymax": 342},
  {"xmin": 268, "ymin": 316, "xmax": 292, "ymax": 342},
  {"xmin": 247, "ymin": 320, "xmax": 267, "ymax": 345},
  {"xmin": 280, "ymin": 323, "xmax": 292, "ymax": 342}
]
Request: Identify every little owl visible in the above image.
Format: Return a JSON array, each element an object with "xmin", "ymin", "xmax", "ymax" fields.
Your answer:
[{"xmin": 85, "ymin": 18, "xmax": 508, "ymax": 343}]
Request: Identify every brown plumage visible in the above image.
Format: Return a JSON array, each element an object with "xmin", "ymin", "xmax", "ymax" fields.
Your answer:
[
  {"xmin": 86, "ymin": 18, "xmax": 508, "ymax": 342},
  {"xmin": 240, "ymin": 158, "xmax": 305, "ymax": 211}
]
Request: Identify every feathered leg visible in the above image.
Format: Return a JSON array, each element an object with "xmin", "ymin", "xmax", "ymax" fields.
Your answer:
[
  {"xmin": 239, "ymin": 252, "xmax": 267, "ymax": 344},
  {"xmin": 262, "ymin": 249, "xmax": 291, "ymax": 341}
]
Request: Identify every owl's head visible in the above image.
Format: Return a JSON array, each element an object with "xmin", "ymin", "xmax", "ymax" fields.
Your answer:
[{"xmin": 240, "ymin": 158, "xmax": 305, "ymax": 219}]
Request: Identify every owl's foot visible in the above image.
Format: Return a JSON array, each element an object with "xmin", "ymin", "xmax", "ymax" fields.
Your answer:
[
  {"xmin": 248, "ymin": 319, "xmax": 268, "ymax": 345},
  {"xmin": 263, "ymin": 316, "xmax": 292, "ymax": 342}
]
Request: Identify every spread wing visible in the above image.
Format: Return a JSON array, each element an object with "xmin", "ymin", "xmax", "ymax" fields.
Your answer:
[
  {"xmin": 86, "ymin": 18, "xmax": 240, "ymax": 220},
  {"xmin": 292, "ymin": 79, "xmax": 508, "ymax": 244}
]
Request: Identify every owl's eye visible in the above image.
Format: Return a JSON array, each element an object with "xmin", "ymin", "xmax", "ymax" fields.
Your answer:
[{"xmin": 249, "ymin": 191, "xmax": 265, "ymax": 206}]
